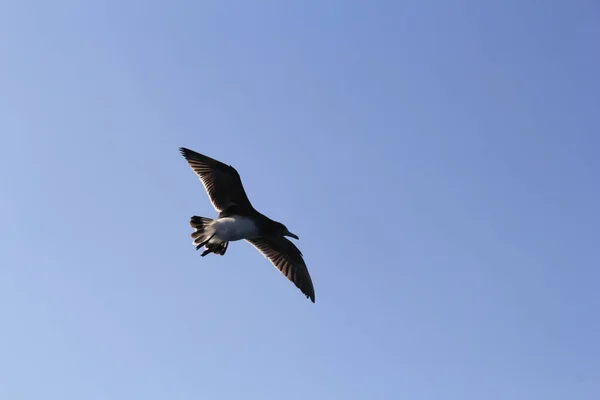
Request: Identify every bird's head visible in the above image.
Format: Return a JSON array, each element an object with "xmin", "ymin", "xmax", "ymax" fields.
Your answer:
[{"xmin": 274, "ymin": 221, "xmax": 299, "ymax": 240}]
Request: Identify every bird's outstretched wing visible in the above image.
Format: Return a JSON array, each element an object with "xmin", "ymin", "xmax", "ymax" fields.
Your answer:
[
  {"xmin": 179, "ymin": 147, "xmax": 254, "ymax": 213},
  {"xmin": 247, "ymin": 236, "xmax": 315, "ymax": 303}
]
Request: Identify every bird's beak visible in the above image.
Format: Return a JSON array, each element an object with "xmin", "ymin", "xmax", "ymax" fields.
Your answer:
[{"xmin": 284, "ymin": 230, "xmax": 299, "ymax": 240}]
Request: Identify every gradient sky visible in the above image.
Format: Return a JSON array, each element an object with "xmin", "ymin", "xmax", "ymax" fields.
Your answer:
[{"xmin": 1, "ymin": 1, "xmax": 599, "ymax": 399}]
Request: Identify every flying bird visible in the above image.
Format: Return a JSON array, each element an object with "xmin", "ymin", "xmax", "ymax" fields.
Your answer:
[{"xmin": 179, "ymin": 147, "xmax": 315, "ymax": 303}]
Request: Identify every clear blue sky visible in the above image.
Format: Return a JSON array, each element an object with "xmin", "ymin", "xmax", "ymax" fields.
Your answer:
[{"xmin": 1, "ymin": 1, "xmax": 599, "ymax": 399}]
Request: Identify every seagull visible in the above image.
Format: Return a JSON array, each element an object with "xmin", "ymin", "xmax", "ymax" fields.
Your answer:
[{"xmin": 179, "ymin": 147, "xmax": 315, "ymax": 303}]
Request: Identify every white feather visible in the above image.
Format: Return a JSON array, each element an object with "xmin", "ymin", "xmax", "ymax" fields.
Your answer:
[{"xmin": 212, "ymin": 216, "xmax": 259, "ymax": 242}]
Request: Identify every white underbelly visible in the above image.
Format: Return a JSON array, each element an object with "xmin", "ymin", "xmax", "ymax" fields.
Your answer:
[{"xmin": 213, "ymin": 216, "xmax": 259, "ymax": 242}]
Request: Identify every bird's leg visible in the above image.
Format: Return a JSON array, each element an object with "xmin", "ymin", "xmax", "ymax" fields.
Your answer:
[
  {"xmin": 196, "ymin": 233, "xmax": 216, "ymax": 251},
  {"xmin": 201, "ymin": 248, "xmax": 213, "ymax": 257}
]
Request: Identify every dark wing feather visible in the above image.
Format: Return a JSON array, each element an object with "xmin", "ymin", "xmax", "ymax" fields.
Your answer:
[
  {"xmin": 247, "ymin": 236, "xmax": 315, "ymax": 303},
  {"xmin": 179, "ymin": 147, "xmax": 254, "ymax": 213}
]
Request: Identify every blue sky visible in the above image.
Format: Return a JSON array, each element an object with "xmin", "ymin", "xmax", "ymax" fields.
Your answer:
[{"xmin": 1, "ymin": 1, "xmax": 599, "ymax": 399}]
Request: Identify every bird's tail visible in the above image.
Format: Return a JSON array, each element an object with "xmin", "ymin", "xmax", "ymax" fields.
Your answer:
[{"xmin": 189, "ymin": 216, "xmax": 228, "ymax": 256}]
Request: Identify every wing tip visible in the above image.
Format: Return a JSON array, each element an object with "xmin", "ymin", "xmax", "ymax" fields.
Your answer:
[
  {"xmin": 179, "ymin": 147, "xmax": 191, "ymax": 158},
  {"xmin": 302, "ymin": 285, "xmax": 316, "ymax": 303}
]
